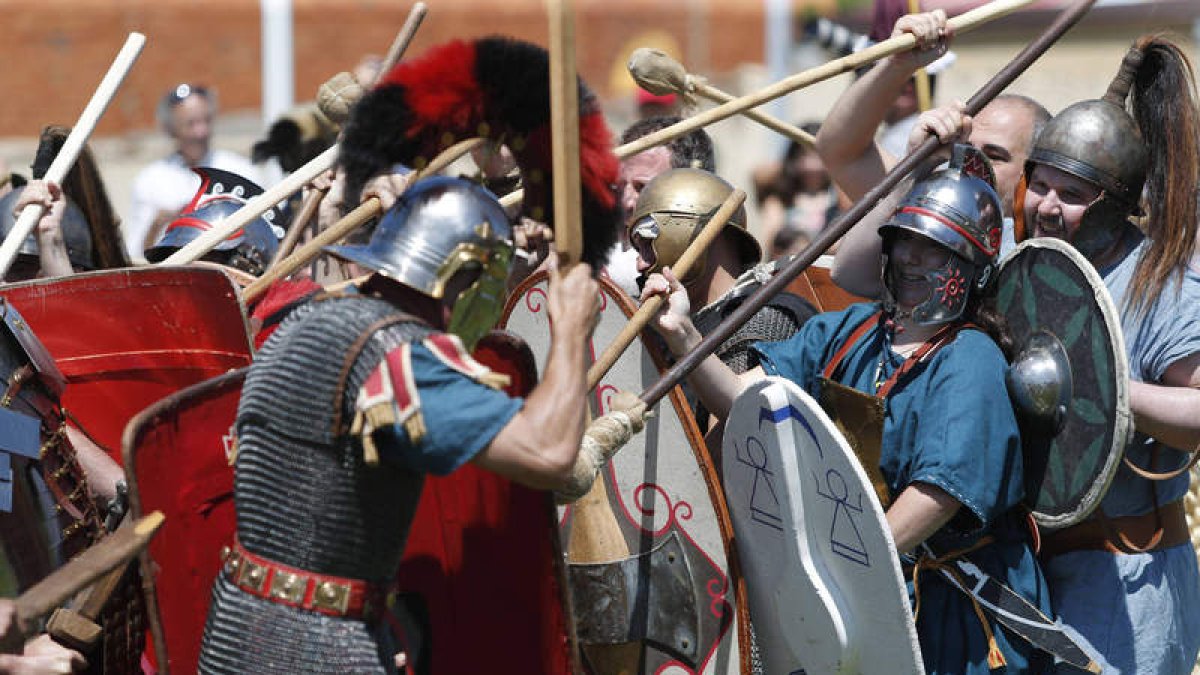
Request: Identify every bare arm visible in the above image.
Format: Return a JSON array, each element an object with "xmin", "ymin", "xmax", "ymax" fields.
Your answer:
[
  {"xmin": 886, "ymin": 481, "xmax": 960, "ymax": 554},
  {"xmin": 1128, "ymin": 352, "xmax": 1200, "ymax": 451},
  {"xmin": 816, "ymin": 11, "xmax": 951, "ymax": 202},
  {"xmin": 473, "ymin": 260, "xmax": 598, "ymax": 490},
  {"xmin": 642, "ymin": 268, "xmax": 763, "ymax": 419}
]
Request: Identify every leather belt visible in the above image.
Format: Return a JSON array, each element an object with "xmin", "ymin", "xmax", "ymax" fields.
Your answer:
[
  {"xmin": 220, "ymin": 538, "xmax": 393, "ymax": 620},
  {"xmin": 1040, "ymin": 500, "xmax": 1190, "ymax": 559}
]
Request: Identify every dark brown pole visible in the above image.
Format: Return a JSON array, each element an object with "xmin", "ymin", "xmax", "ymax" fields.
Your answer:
[{"xmin": 639, "ymin": 0, "xmax": 1098, "ymax": 408}]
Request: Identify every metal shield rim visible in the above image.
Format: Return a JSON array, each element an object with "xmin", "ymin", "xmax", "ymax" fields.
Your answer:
[{"xmin": 998, "ymin": 237, "xmax": 1132, "ymax": 530}]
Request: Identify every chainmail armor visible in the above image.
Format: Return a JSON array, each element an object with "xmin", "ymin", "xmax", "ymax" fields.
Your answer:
[
  {"xmin": 688, "ymin": 273, "xmax": 815, "ymax": 432},
  {"xmin": 200, "ymin": 294, "xmax": 432, "ymax": 674}
]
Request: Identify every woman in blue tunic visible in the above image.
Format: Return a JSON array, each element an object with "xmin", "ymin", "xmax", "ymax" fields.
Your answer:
[{"xmin": 645, "ymin": 148, "xmax": 1052, "ymax": 674}]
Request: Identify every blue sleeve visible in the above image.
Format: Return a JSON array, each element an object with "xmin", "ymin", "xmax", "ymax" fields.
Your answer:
[
  {"xmin": 374, "ymin": 343, "xmax": 523, "ymax": 476},
  {"xmin": 902, "ymin": 331, "xmax": 1024, "ymax": 529},
  {"xmin": 1136, "ymin": 273, "xmax": 1200, "ymax": 382},
  {"xmin": 753, "ymin": 303, "xmax": 879, "ymax": 398}
]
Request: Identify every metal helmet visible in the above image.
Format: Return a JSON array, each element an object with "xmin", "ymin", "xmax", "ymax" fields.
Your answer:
[
  {"xmin": 144, "ymin": 168, "xmax": 284, "ymax": 275},
  {"xmin": 326, "ymin": 176, "xmax": 514, "ymax": 350},
  {"xmin": 1021, "ymin": 45, "xmax": 1149, "ymax": 256},
  {"xmin": 0, "ymin": 186, "xmax": 94, "ymax": 273},
  {"xmin": 628, "ymin": 168, "xmax": 759, "ymax": 285},
  {"xmin": 879, "ymin": 144, "xmax": 1003, "ymax": 325}
]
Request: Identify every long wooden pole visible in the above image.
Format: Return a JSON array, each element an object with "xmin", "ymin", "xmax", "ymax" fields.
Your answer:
[
  {"xmin": 547, "ymin": 0, "xmax": 583, "ymax": 265},
  {"xmin": 0, "ymin": 33, "xmax": 145, "ymax": 278},
  {"xmin": 495, "ymin": 0, "xmax": 1031, "ymax": 213},
  {"xmin": 637, "ymin": 0, "xmax": 1098, "ymax": 411},
  {"xmin": 162, "ymin": 4, "xmax": 427, "ymax": 266}
]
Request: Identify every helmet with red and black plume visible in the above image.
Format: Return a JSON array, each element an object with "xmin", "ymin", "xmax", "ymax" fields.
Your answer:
[{"xmin": 338, "ymin": 36, "xmax": 620, "ymax": 270}]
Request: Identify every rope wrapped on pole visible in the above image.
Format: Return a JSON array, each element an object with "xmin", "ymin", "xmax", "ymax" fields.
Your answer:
[{"xmin": 637, "ymin": 0, "xmax": 1098, "ymax": 410}]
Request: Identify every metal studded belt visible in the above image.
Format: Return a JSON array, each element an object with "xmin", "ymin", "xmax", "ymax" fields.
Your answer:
[{"xmin": 220, "ymin": 538, "xmax": 394, "ymax": 620}]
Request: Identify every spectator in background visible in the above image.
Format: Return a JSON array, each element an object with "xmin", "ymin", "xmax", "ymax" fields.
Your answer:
[
  {"xmin": 126, "ymin": 84, "xmax": 259, "ymax": 263},
  {"xmin": 755, "ymin": 122, "xmax": 841, "ymax": 259}
]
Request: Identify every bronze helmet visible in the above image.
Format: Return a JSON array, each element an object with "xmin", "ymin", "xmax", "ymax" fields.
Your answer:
[{"xmin": 627, "ymin": 168, "xmax": 759, "ymax": 285}]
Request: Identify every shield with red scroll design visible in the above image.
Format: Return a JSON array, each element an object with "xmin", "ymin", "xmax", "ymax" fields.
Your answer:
[
  {"xmin": 502, "ymin": 271, "xmax": 751, "ymax": 675},
  {"xmin": 2, "ymin": 266, "xmax": 254, "ymax": 462}
]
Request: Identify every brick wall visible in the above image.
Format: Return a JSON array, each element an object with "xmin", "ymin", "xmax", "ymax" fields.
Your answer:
[{"xmin": 0, "ymin": 0, "xmax": 843, "ymax": 138}]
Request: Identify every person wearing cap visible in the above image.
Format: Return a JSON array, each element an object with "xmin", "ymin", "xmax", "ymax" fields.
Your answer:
[
  {"xmin": 126, "ymin": 84, "xmax": 260, "ymax": 264},
  {"xmin": 644, "ymin": 146, "xmax": 1053, "ymax": 673}
]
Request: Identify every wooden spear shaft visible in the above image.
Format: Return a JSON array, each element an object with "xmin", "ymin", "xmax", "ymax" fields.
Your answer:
[
  {"xmin": 637, "ymin": 0, "xmax": 1098, "ymax": 410},
  {"xmin": 0, "ymin": 33, "xmax": 145, "ymax": 278},
  {"xmin": 586, "ymin": 189, "xmax": 746, "ymax": 390}
]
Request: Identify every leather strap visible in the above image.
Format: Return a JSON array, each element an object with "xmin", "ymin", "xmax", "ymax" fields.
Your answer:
[
  {"xmin": 220, "ymin": 538, "xmax": 394, "ymax": 620},
  {"xmin": 1040, "ymin": 500, "xmax": 1190, "ymax": 558}
]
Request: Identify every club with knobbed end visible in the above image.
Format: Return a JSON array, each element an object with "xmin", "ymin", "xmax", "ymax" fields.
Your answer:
[
  {"xmin": 0, "ymin": 512, "xmax": 165, "ymax": 654},
  {"xmin": 587, "ymin": 189, "xmax": 747, "ymax": 391},
  {"xmin": 162, "ymin": 4, "xmax": 429, "ymax": 267},
  {"xmin": 628, "ymin": 48, "xmax": 816, "ymax": 148},
  {"xmin": 494, "ymin": 0, "xmax": 1031, "ymax": 213},
  {"xmin": 636, "ymin": 0, "xmax": 1099, "ymax": 411},
  {"xmin": 0, "ymin": 33, "xmax": 145, "ymax": 278}
]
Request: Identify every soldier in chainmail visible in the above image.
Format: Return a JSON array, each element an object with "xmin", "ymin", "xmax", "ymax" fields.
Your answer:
[
  {"xmin": 198, "ymin": 178, "xmax": 603, "ymax": 674},
  {"xmin": 628, "ymin": 168, "xmax": 815, "ymax": 433}
]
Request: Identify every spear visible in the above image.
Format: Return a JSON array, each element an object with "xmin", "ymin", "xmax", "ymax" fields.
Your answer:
[{"xmin": 636, "ymin": 0, "xmax": 1099, "ymax": 412}]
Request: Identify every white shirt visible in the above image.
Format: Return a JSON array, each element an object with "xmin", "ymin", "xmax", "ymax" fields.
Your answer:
[{"xmin": 125, "ymin": 149, "xmax": 261, "ymax": 263}]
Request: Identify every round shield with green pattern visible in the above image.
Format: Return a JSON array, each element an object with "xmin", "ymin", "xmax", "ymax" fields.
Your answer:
[{"xmin": 995, "ymin": 238, "xmax": 1131, "ymax": 531}]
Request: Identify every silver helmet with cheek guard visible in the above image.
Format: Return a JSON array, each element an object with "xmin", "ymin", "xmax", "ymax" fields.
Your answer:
[
  {"xmin": 326, "ymin": 176, "xmax": 514, "ymax": 350},
  {"xmin": 879, "ymin": 144, "xmax": 1003, "ymax": 325}
]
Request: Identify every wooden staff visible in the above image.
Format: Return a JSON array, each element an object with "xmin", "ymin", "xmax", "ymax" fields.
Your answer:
[
  {"xmin": 618, "ymin": 0, "xmax": 1030, "ymax": 161},
  {"xmin": 587, "ymin": 189, "xmax": 746, "ymax": 390},
  {"xmin": 0, "ymin": 512, "xmax": 164, "ymax": 654},
  {"xmin": 909, "ymin": 0, "xmax": 934, "ymax": 111},
  {"xmin": 547, "ymin": 0, "xmax": 583, "ymax": 265},
  {"xmin": 628, "ymin": 48, "xmax": 817, "ymax": 148},
  {"xmin": 162, "ymin": 4, "xmax": 428, "ymax": 266},
  {"xmin": 269, "ymin": 185, "xmax": 329, "ymax": 265},
  {"xmin": 0, "ymin": 33, "xmax": 145, "ymax": 278},
  {"xmin": 636, "ymin": 0, "xmax": 1098, "ymax": 412},
  {"xmin": 496, "ymin": 0, "xmax": 1029, "ymax": 212}
]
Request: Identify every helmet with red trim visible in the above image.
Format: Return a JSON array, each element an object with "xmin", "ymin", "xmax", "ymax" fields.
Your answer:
[
  {"xmin": 879, "ymin": 144, "xmax": 1002, "ymax": 325},
  {"xmin": 144, "ymin": 167, "xmax": 284, "ymax": 275}
]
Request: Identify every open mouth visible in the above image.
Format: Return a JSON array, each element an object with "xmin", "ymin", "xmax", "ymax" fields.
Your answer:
[{"xmin": 1034, "ymin": 217, "xmax": 1066, "ymax": 239}]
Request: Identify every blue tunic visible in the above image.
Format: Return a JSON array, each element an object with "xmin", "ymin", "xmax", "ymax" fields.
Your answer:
[
  {"xmin": 1045, "ymin": 234, "xmax": 1200, "ymax": 674},
  {"xmin": 754, "ymin": 302, "xmax": 1052, "ymax": 674},
  {"xmin": 375, "ymin": 341, "xmax": 524, "ymax": 474}
]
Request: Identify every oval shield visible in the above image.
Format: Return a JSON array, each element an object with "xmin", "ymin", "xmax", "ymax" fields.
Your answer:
[
  {"xmin": 723, "ymin": 376, "xmax": 922, "ymax": 674},
  {"xmin": 502, "ymin": 271, "xmax": 750, "ymax": 675},
  {"xmin": 995, "ymin": 238, "xmax": 1131, "ymax": 530}
]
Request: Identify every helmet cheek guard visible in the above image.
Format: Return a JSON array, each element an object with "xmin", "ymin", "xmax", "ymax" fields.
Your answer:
[
  {"xmin": 627, "ymin": 168, "xmax": 758, "ymax": 286},
  {"xmin": 879, "ymin": 144, "xmax": 1003, "ymax": 326},
  {"xmin": 326, "ymin": 176, "xmax": 515, "ymax": 351}
]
